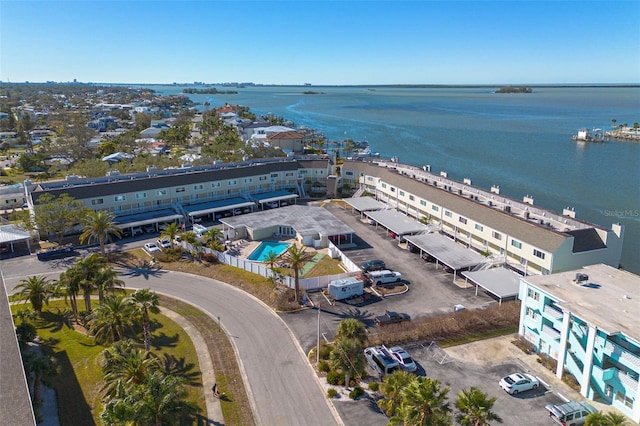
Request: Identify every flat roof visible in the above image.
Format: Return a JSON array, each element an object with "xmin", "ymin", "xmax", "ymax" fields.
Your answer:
[
  {"xmin": 253, "ymin": 190, "xmax": 299, "ymax": 204},
  {"xmin": 0, "ymin": 224, "xmax": 32, "ymax": 244},
  {"xmin": 404, "ymin": 233, "xmax": 485, "ymax": 270},
  {"xmin": 182, "ymin": 197, "xmax": 255, "ymax": 216},
  {"xmin": 462, "ymin": 267, "xmax": 521, "ymax": 300},
  {"xmin": 342, "ymin": 196, "xmax": 385, "ymax": 212},
  {"xmin": 114, "ymin": 209, "xmax": 182, "ymax": 228},
  {"xmin": 523, "ymin": 264, "xmax": 640, "ymax": 338},
  {"xmin": 365, "ymin": 210, "xmax": 428, "ymax": 235},
  {"xmin": 221, "ymin": 205, "xmax": 354, "ymax": 237}
]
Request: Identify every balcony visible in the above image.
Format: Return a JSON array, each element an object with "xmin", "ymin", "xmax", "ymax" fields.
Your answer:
[
  {"xmin": 599, "ymin": 337, "xmax": 640, "ymax": 371},
  {"xmin": 542, "ymin": 324, "xmax": 562, "ymax": 340},
  {"xmin": 543, "ymin": 304, "xmax": 563, "ymax": 320}
]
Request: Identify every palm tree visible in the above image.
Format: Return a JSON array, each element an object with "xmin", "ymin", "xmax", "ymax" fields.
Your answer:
[
  {"xmin": 203, "ymin": 227, "xmax": 224, "ymax": 251},
  {"xmin": 455, "ymin": 386, "xmax": 502, "ymax": 426},
  {"xmin": 94, "ymin": 265, "xmax": 125, "ymax": 303},
  {"xmin": 57, "ymin": 269, "xmax": 80, "ymax": 319},
  {"xmin": 265, "ymin": 251, "xmax": 280, "ymax": 275},
  {"xmin": 14, "ymin": 275, "xmax": 55, "ymax": 314},
  {"xmin": 160, "ymin": 223, "xmax": 181, "ymax": 249},
  {"xmin": 335, "ymin": 318, "xmax": 367, "ymax": 345},
  {"xmin": 379, "ymin": 370, "xmax": 415, "ymax": 416},
  {"xmin": 101, "ymin": 339, "xmax": 161, "ymax": 397},
  {"xmin": 389, "ymin": 376, "xmax": 451, "ymax": 426},
  {"xmin": 284, "ymin": 244, "xmax": 311, "ymax": 302},
  {"xmin": 329, "ymin": 337, "xmax": 365, "ymax": 388},
  {"xmin": 130, "ymin": 370, "xmax": 198, "ymax": 426},
  {"xmin": 585, "ymin": 411, "xmax": 629, "ymax": 426},
  {"xmin": 80, "ymin": 210, "xmax": 122, "ymax": 255},
  {"xmin": 181, "ymin": 231, "xmax": 199, "ymax": 258},
  {"xmin": 88, "ymin": 295, "xmax": 136, "ymax": 344},
  {"xmin": 131, "ymin": 289, "xmax": 160, "ymax": 352},
  {"xmin": 71, "ymin": 253, "xmax": 108, "ymax": 313}
]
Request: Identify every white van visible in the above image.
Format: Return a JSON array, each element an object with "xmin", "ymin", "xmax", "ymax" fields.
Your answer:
[
  {"xmin": 364, "ymin": 346, "xmax": 399, "ymax": 377},
  {"xmin": 367, "ymin": 270, "xmax": 402, "ymax": 285}
]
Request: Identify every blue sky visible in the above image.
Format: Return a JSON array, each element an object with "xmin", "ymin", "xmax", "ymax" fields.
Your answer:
[{"xmin": 1, "ymin": 1, "xmax": 639, "ymax": 85}]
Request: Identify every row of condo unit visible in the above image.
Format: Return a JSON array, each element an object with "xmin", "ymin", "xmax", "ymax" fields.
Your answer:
[
  {"xmin": 340, "ymin": 159, "xmax": 624, "ymax": 276},
  {"xmin": 1, "ymin": 155, "xmax": 623, "ymax": 277}
]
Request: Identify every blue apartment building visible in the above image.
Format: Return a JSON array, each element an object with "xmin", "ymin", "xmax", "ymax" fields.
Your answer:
[{"xmin": 518, "ymin": 264, "xmax": 640, "ymax": 422}]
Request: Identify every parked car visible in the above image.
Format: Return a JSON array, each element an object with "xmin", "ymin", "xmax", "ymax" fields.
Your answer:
[
  {"xmin": 545, "ymin": 401, "xmax": 597, "ymax": 426},
  {"xmin": 374, "ymin": 310, "xmax": 410, "ymax": 327},
  {"xmin": 144, "ymin": 243, "xmax": 160, "ymax": 254},
  {"xmin": 499, "ymin": 372, "xmax": 539, "ymax": 395},
  {"xmin": 132, "ymin": 226, "xmax": 144, "ymax": 236},
  {"xmin": 389, "ymin": 346, "xmax": 417, "ymax": 372},
  {"xmin": 157, "ymin": 238, "xmax": 172, "ymax": 249},
  {"xmin": 265, "ymin": 201, "xmax": 279, "ymax": 209},
  {"xmin": 361, "ymin": 259, "xmax": 386, "ymax": 272},
  {"xmin": 142, "ymin": 224, "xmax": 156, "ymax": 234},
  {"xmin": 367, "ymin": 270, "xmax": 402, "ymax": 285}
]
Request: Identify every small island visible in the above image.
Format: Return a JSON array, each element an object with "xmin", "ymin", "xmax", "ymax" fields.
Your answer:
[
  {"xmin": 495, "ymin": 86, "xmax": 532, "ymax": 94},
  {"xmin": 182, "ymin": 88, "xmax": 238, "ymax": 94}
]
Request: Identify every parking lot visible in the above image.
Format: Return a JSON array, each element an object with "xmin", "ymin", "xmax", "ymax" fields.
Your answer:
[{"xmin": 283, "ymin": 201, "xmax": 589, "ymax": 426}]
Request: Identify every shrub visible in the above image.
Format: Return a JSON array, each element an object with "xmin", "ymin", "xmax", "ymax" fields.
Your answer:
[
  {"xmin": 368, "ymin": 381, "xmax": 379, "ymax": 392},
  {"xmin": 319, "ymin": 342, "xmax": 332, "ymax": 359},
  {"xmin": 327, "ymin": 388, "xmax": 338, "ymax": 398},
  {"xmin": 326, "ymin": 370, "xmax": 345, "ymax": 386},
  {"xmin": 562, "ymin": 372, "xmax": 580, "ymax": 392},
  {"xmin": 537, "ymin": 353, "xmax": 558, "ymax": 372},
  {"xmin": 349, "ymin": 386, "xmax": 365, "ymax": 400},
  {"xmin": 318, "ymin": 360, "xmax": 330, "ymax": 373},
  {"xmin": 202, "ymin": 252, "xmax": 219, "ymax": 263},
  {"xmin": 512, "ymin": 337, "xmax": 535, "ymax": 354},
  {"xmin": 15, "ymin": 322, "xmax": 37, "ymax": 344}
]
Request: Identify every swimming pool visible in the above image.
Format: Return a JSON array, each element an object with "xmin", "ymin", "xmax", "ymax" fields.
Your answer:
[{"xmin": 247, "ymin": 241, "xmax": 291, "ymax": 262}]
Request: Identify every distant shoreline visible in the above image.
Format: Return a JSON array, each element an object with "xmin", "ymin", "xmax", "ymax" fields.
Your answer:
[{"xmin": 3, "ymin": 82, "xmax": 638, "ymax": 89}]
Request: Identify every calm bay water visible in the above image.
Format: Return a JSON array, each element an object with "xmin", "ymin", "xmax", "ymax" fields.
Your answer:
[{"xmin": 150, "ymin": 85, "xmax": 640, "ymax": 274}]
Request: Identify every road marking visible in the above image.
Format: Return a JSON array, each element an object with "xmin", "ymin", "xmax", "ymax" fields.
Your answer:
[{"xmin": 536, "ymin": 376, "xmax": 550, "ymax": 388}]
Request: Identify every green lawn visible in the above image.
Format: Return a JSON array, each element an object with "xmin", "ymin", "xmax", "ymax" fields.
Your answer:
[{"xmin": 13, "ymin": 300, "xmax": 205, "ymax": 426}]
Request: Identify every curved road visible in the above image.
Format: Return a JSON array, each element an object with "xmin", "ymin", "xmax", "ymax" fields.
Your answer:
[{"xmin": 2, "ymin": 255, "xmax": 340, "ymax": 426}]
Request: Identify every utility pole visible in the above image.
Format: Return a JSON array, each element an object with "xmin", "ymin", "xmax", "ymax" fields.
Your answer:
[{"xmin": 316, "ymin": 302, "xmax": 321, "ymax": 364}]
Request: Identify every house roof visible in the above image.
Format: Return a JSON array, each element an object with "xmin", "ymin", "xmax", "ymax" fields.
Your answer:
[{"xmin": 267, "ymin": 131, "xmax": 305, "ymax": 140}]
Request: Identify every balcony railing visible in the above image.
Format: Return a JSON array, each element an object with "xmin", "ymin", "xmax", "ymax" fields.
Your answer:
[
  {"xmin": 542, "ymin": 324, "xmax": 561, "ymax": 340},
  {"xmin": 599, "ymin": 337, "xmax": 640, "ymax": 369},
  {"xmin": 543, "ymin": 304, "xmax": 563, "ymax": 319}
]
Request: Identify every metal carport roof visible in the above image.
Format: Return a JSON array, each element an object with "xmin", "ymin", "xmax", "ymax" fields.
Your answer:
[
  {"xmin": 0, "ymin": 224, "xmax": 31, "ymax": 245},
  {"xmin": 182, "ymin": 197, "xmax": 255, "ymax": 217},
  {"xmin": 114, "ymin": 209, "xmax": 183, "ymax": 228},
  {"xmin": 253, "ymin": 190, "xmax": 299, "ymax": 204},
  {"xmin": 342, "ymin": 196, "xmax": 385, "ymax": 212},
  {"xmin": 462, "ymin": 267, "xmax": 521, "ymax": 304},
  {"xmin": 365, "ymin": 210, "xmax": 428, "ymax": 236},
  {"xmin": 404, "ymin": 233, "xmax": 485, "ymax": 270}
]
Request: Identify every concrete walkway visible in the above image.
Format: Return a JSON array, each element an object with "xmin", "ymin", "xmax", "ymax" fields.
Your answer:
[{"xmin": 159, "ymin": 308, "xmax": 224, "ymax": 424}]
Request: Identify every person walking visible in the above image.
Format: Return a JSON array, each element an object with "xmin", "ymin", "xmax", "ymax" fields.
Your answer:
[{"xmin": 212, "ymin": 383, "xmax": 219, "ymax": 398}]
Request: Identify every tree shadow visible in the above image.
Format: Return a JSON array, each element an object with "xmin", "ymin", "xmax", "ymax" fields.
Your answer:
[
  {"xmin": 119, "ymin": 264, "xmax": 167, "ymax": 280},
  {"xmin": 159, "ymin": 353, "xmax": 200, "ymax": 385},
  {"xmin": 151, "ymin": 331, "xmax": 180, "ymax": 349}
]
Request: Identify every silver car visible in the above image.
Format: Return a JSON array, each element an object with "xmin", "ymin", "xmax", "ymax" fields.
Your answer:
[
  {"xmin": 499, "ymin": 372, "xmax": 539, "ymax": 395},
  {"xmin": 389, "ymin": 346, "xmax": 417, "ymax": 372}
]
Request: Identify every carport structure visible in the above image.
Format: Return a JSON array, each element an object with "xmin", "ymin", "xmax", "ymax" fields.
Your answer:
[
  {"xmin": 461, "ymin": 267, "xmax": 521, "ymax": 305},
  {"xmin": 364, "ymin": 209, "xmax": 428, "ymax": 239},
  {"xmin": 342, "ymin": 196, "xmax": 385, "ymax": 218},
  {"xmin": 404, "ymin": 233, "xmax": 485, "ymax": 282},
  {"xmin": 182, "ymin": 197, "xmax": 256, "ymax": 223},
  {"xmin": 0, "ymin": 224, "xmax": 33, "ymax": 254},
  {"xmin": 253, "ymin": 190, "xmax": 298, "ymax": 209},
  {"xmin": 114, "ymin": 209, "xmax": 183, "ymax": 233}
]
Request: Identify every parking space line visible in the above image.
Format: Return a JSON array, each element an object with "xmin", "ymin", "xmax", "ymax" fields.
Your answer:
[{"xmin": 556, "ymin": 392, "xmax": 570, "ymax": 402}]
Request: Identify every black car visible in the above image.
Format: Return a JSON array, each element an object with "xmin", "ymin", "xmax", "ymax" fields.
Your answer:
[{"xmin": 361, "ymin": 259, "xmax": 386, "ymax": 272}]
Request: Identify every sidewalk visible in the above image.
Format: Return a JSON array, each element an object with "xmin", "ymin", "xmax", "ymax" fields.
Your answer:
[{"xmin": 159, "ymin": 308, "xmax": 224, "ymax": 424}]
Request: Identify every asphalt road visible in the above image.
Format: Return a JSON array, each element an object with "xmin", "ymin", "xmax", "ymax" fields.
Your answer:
[{"xmin": 1, "ymin": 254, "xmax": 340, "ymax": 426}]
